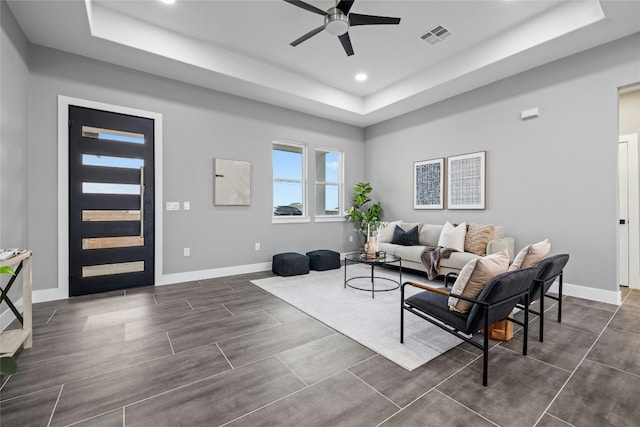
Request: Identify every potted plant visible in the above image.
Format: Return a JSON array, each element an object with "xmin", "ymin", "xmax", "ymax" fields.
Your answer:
[
  {"xmin": 345, "ymin": 182, "xmax": 383, "ymax": 240},
  {"xmin": 0, "ymin": 265, "xmax": 17, "ymax": 375}
]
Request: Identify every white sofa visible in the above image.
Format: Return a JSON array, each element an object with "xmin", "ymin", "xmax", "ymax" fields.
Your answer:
[{"xmin": 377, "ymin": 222, "xmax": 514, "ymax": 276}]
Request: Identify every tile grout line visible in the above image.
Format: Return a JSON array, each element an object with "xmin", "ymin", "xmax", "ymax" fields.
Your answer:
[
  {"xmin": 346, "ymin": 370, "xmax": 401, "ymax": 410},
  {"xmin": 532, "ymin": 294, "xmax": 627, "ymax": 427},
  {"xmin": 152, "ymin": 294, "xmax": 158, "ymax": 305},
  {"xmin": 545, "ymin": 412, "xmax": 577, "ymax": 426},
  {"xmin": 46, "ymin": 384, "xmax": 64, "ymax": 427},
  {"xmin": 435, "ymin": 389, "xmax": 501, "ymax": 427},
  {"xmin": 217, "ymin": 368, "xmax": 351, "ymax": 427},
  {"xmin": 374, "ymin": 352, "xmax": 484, "ymax": 427},
  {"xmin": 498, "ymin": 344, "xmax": 573, "ymax": 374},
  {"xmin": 215, "ymin": 342, "xmax": 235, "ymax": 369},
  {"xmin": 587, "ymin": 358, "xmax": 640, "ymax": 379},
  {"xmin": 274, "ymin": 354, "xmax": 309, "ymax": 386},
  {"xmin": 221, "ymin": 303, "xmax": 236, "ymax": 317},
  {"xmin": 185, "ymin": 298, "xmax": 195, "ymax": 311},
  {"xmin": 45, "ymin": 308, "xmax": 58, "ymax": 324},
  {"xmin": 122, "ymin": 406, "xmax": 126, "ymax": 427},
  {"xmin": 166, "ymin": 332, "xmax": 175, "ymax": 355}
]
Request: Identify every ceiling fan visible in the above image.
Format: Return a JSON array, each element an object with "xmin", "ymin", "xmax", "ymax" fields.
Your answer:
[{"xmin": 283, "ymin": 0, "xmax": 401, "ymax": 56}]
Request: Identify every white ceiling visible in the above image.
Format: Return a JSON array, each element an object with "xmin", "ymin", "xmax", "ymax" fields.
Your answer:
[{"xmin": 7, "ymin": 0, "xmax": 640, "ymax": 127}]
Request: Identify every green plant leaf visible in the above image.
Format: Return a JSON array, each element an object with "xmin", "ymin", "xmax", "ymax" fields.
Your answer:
[{"xmin": 0, "ymin": 266, "xmax": 14, "ymax": 276}]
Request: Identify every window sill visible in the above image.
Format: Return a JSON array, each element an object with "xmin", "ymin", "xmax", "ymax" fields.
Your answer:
[
  {"xmin": 315, "ymin": 216, "xmax": 346, "ymax": 223},
  {"xmin": 272, "ymin": 216, "xmax": 311, "ymax": 224}
]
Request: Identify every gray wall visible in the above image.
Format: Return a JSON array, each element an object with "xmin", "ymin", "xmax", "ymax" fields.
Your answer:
[
  {"xmin": 28, "ymin": 45, "xmax": 364, "ymax": 292},
  {"xmin": 364, "ymin": 33, "xmax": 640, "ymax": 292},
  {"xmin": 1, "ymin": 1, "xmax": 29, "ymax": 305}
]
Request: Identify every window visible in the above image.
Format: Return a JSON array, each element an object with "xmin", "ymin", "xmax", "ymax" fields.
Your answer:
[
  {"xmin": 315, "ymin": 148, "xmax": 343, "ymax": 219},
  {"xmin": 273, "ymin": 141, "xmax": 307, "ymax": 221}
]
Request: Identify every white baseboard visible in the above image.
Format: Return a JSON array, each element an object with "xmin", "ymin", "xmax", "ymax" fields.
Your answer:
[
  {"xmin": 548, "ymin": 281, "xmax": 621, "ymax": 305},
  {"xmin": 156, "ymin": 262, "xmax": 272, "ymax": 286}
]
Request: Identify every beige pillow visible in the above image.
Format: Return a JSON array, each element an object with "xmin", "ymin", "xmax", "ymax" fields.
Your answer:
[
  {"xmin": 437, "ymin": 221, "xmax": 466, "ymax": 252},
  {"xmin": 449, "ymin": 250, "xmax": 510, "ymax": 313},
  {"xmin": 464, "ymin": 223, "xmax": 495, "ymax": 256},
  {"xmin": 377, "ymin": 220, "xmax": 402, "ymax": 243},
  {"xmin": 508, "ymin": 239, "xmax": 551, "ymax": 271}
]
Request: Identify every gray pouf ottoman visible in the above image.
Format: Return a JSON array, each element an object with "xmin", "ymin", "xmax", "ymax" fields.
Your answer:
[
  {"xmin": 306, "ymin": 249, "xmax": 341, "ymax": 271},
  {"xmin": 272, "ymin": 252, "xmax": 310, "ymax": 276}
]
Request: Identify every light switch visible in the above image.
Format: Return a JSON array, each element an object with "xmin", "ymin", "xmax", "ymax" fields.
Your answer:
[
  {"xmin": 184, "ymin": 201, "xmax": 190, "ymax": 211},
  {"xmin": 166, "ymin": 202, "xmax": 180, "ymax": 211}
]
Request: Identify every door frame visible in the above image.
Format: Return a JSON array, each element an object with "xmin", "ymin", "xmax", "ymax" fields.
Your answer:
[
  {"xmin": 56, "ymin": 96, "xmax": 163, "ymax": 300},
  {"xmin": 619, "ymin": 133, "xmax": 639, "ymax": 289}
]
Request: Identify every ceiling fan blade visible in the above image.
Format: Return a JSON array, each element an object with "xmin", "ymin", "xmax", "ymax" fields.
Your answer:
[
  {"xmin": 337, "ymin": 0, "xmax": 355, "ymax": 14},
  {"xmin": 283, "ymin": 0, "xmax": 328, "ymax": 16},
  {"xmin": 349, "ymin": 13, "xmax": 401, "ymax": 26},
  {"xmin": 338, "ymin": 32, "xmax": 354, "ymax": 56},
  {"xmin": 290, "ymin": 25, "xmax": 326, "ymax": 46}
]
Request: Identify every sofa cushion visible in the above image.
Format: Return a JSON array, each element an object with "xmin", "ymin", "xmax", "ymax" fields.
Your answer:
[
  {"xmin": 378, "ymin": 242, "xmax": 397, "ymax": 256},
  {"xmin": 438, "ymin": 221, "xmax": 466, "ymax": 252},
  {"xmin": 509, "ymin": 239, "xmax": 551, "ymax": 271},
  {"xmin": 419, "ymin": 224, "xmax": 443, "ymax": 247},
  {"xmin": 464, "ymin": 223, "xmax": 495, "ymax": 256},
  {"xmin": 377, "ymin": 220, "xmax": 402, "ymax": 243},
  {"xmin": 448, "ymin": 250, "xmax": 510, "ymax": 313},
  {"xmin": 393, "ymin": 244, "xmax": 429, "ymax": 263},
  {"xmin": 391, "ymin": 225, "xmax": 419, "ymax": 246},
  {"xmin": 439, "ymin": 251, "xmax": 480, "ymax": 270}
]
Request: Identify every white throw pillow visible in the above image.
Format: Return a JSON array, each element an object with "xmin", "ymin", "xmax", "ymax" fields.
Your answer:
[
  {"xmin": 508, "ymin": 239, "xmax": 551, "ymax": 271},
  {"xmin": 377, "ymin": 220, "xmax": 402, "ymax": 243},
  {"xmin": 437, "ymin": 221, "xmax": 466, "ymax": 252}
]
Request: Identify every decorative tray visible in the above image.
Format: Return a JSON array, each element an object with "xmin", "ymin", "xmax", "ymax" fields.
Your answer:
[{"xmin": 359, "ymin": 251, "xmax": 386, "ymax": 260}]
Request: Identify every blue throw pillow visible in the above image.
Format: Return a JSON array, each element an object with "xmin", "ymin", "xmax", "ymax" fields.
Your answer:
[{"xmin": 391, "ymin": 225, "xmax": 419, "ymax": 246}]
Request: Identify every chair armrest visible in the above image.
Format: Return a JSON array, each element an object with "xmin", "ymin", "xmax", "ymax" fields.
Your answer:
[
  {"xmin": 487, "ymin": 237, "xmax": 515, "ymax": 260},
  {"xmin": 402, "ymin": 281, "xmax": 451, "ymax": 297}
]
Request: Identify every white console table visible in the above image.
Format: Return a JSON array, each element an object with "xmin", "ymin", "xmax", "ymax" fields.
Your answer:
[{"xmin": 0, "ymin": 251, "xmax": 33, "ymax": 356}]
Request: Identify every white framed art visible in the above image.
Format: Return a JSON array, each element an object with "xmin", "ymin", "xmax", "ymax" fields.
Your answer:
[
  {"xmin": 447, "ymin": 151, "xmax": 486, "ymax": 210},
  {"xmin": 213, "ymin": 158, "xmax": 251, "ymax": 206},
  {"xmin": 414, "ymin": 158, "xmax": 444, "ymax": 209}
]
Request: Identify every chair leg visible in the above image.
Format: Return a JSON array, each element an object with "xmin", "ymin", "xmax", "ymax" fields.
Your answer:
[
  {"xmin": 482, "ymin": 308, "xmax": 489, "ymax": 386},
  {"xmin": 523, "ymin": 293, "xmax": 529, "ymax": 356},
  {"xmin": 557, "ymin": 272, "xmax": 563, "ymax": 323},
  {"xmin": 539, "ymin": 290, "xmax": 545, "ymax": 342},
  {"xmin": 400, "ymin": 286, "xmax": 405, "ymax": 344}
]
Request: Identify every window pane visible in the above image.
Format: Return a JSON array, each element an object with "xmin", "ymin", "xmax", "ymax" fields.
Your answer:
[
  {"xmin": 316, "ymin": 184, "xmax": 340, "ymax": 216},
  {"xmin": 83, "ymin": 236, "xmax": 144, "ymax": 250},
  {"xmin": 83, "ymin": 182, "xmax": 140, "ymax": 195},
  {"xmin": 319, "ymin": 151, "xmax": 340, "ymax": 183},
  {"xmin": 82, "ymin": 155, "xmax": 144, "ymax": 169},
  {"xmin": 273, "ymin": 182, "xmax": 303, "ymax": 215},
  {"xmin": 82, "ymin": 126, "xmax": 145, "ymax": 144},
  {"xmin": 82, "ymin": 261, "xmax": 144, "ymax": 278},
  {"xmin": 273, "ymin": 149, "xmax": 302, "ymax": 180},
  {"xmin": 83, "ymin": 210, "xmax": 140, "ymax": 221}
]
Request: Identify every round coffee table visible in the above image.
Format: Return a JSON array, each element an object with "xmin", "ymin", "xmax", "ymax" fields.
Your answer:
[{"xmin": 344, "ymin": 252, "xmax": 402, "ymax": 298}]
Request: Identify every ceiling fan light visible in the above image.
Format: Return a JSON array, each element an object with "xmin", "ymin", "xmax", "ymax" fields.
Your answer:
[{"xmin": 325, "ymin": 10, "xmax": 349, "ymax": 36}]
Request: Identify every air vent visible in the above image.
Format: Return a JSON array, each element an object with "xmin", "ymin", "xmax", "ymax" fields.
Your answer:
[{"xmin": 420, "ymin": 25, "xmax": 452, "ymax": 45}]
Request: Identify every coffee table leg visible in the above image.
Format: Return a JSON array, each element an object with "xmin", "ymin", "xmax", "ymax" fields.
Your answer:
[
  {"xmin": 344, "ymin": 258, "xmax": 347, "ymax": 288},
  {"xmin": 371, "ymin": 264, "xmax": 375, "ymax": 299}
]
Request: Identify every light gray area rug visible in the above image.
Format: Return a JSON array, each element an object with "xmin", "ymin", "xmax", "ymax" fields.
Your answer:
[{"xmin": 252, "ymin": 265, "xmax": 462, "ymax": 371}]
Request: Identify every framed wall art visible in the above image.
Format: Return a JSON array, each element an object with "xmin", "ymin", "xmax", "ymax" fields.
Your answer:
[
  {"xmin": 213, "ymin": 158, "xmax": 251, "ymax": 206},
  {"xmin": 447, "ymin": 151, "xmax": 486, "ymax": 209},
  {"xmin": 414, "ymin": 158, "xmax": 444, "ymax": 209}
]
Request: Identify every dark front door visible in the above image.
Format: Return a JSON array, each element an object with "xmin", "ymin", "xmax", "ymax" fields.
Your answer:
[{"xmin": 69, "ymin": 106, "xmax": 155, "ymax": 296}]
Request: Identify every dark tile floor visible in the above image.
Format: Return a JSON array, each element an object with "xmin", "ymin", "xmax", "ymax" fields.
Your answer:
[{"xmin": 1, "ymin": 271, "xmax": 639, "ymax": 427}]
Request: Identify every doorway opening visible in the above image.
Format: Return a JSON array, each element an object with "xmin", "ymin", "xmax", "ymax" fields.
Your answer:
[{"xmin": 618, "ymin": 84, "xmax": 640, "ymax": 289}]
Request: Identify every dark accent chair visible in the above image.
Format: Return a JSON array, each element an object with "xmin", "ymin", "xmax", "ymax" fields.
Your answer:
[
  {"xmin": 401, "ymin": 268, "xmax": 537, "ymax": 386},
  {"xmin": 517, "ymin": 254, "xmax": 569, "ymax": 342}
]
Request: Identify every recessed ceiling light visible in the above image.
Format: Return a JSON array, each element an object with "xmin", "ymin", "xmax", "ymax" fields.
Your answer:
[
  {"xmin": 159, "ymin": 0, "xmax": 176, "ymax": 4},
  {"xmin": 355, "ymin": 73, "xmax": 368, "ymax": 82}
]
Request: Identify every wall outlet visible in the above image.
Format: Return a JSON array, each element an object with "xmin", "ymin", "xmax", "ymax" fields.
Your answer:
[
  {"xmin": 349, "ymin": 235, "xmax": 353, "ymax": 242},
  {"xmin": 166, "ymin": 202, "xmax": 180, "ymax": 211},
  {"xmin": 183, "ymin": 201, "xmax": 190, "ymax": 211},
  {"xmin": 183, "ymin": 247, "xmax": 190, "ymax": 256},
  {"xmin": 255, "ymin": 243, "xmax": 260, "ymax": 251}
]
